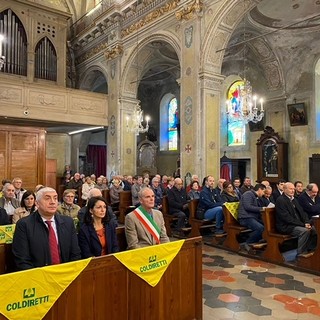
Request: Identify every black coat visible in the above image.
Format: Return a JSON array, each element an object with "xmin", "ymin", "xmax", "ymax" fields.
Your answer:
[
  {"xmin": 297, "ymin": 192, "xmax": 320, "ymax": 219},
  {"xmin": 12, "ymin": 211, "xmax": 81, "ymax": 270},
  {"xmin": 78, "ymin": 219, "xmax": 119, "ymax": 258},
  {"xmin": 0, "ymin": 207, "xmax": 9, "ymax": 225},
  {"xmin": 275, "ymin": 194, "xmax": 310, "ymax": 234},
  {"xmin": 167, "ymin": 186, "xmax": 189, "ymax": 214}
]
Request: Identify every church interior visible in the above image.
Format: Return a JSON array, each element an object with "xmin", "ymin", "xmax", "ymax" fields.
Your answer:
[{"xmin": 1, "ymin": 0, "xmax": 320, "ymax": 319}]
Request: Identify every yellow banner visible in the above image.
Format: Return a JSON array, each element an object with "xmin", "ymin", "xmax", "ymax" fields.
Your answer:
[
  {"xmin": 0, "ymin": 224, "xmax": 15, "ymax": 244},
  {"xmin": 225, "ymin": 202, "xmax": 240, "ymax": 220},
  {"xmin": 114, "ymin": 240, "xmax": 185, "ymax": 287},
  {"xmin": 0, "ymin": 258, "xmax": 91, "ymax": 320}
]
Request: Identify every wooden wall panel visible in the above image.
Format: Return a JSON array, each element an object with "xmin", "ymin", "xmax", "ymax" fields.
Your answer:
[{"xmin": 0, "ymin": 125, "xmax": 46, "ymax": 190}]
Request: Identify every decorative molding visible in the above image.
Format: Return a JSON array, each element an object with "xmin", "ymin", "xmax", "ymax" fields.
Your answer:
[
  {"xmin": 110, "ymin": 115, "xmax": 116, "ymax": 136},
  {"xmin": 75, "ymin": 42, "xmax": 108, "ymax": 65},
  {"xmin": 175, "ymin": 0, "xmax": 203, "ymax": 21},
  {"xmin": 185, "ymin": 144, "xmax": 192, "ymax": 154},
  {"xmin": 184, "ymin": 96, "xmax": 193, "ymax": 125},
  {"xmin": 184, "ymin": 26, "xmax": 193, "ymax": 48},
  {"xmin": 121, "ymin": 0, "xmax": 180, "ymax": 38},
  {"xmin": 104, "ymin": 44, "xmax": 124, "ymax": 61}
]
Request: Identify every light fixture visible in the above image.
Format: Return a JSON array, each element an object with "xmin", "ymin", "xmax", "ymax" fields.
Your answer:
[
  {"xmin": 126, "ymin": 101, "xmax": 150, "ymax": 135},
  {"xmin": 68, "ymin": 126, "xmax": 104, "ymax": 135},
  {"xmin": 226, "ymin": 4, "xmax": 264, "ymax": 124},
  {"xmin": 126, "ymin": 3, "xmax": 150, "ymax": 136},
  {"xmin": 0, "ymin": 34, "xmax": 5, "ymax": 70}
]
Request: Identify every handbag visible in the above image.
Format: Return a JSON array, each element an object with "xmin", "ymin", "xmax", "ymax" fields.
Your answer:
[{"xmin": 196, "ymin": 207, "xmax": 205, "ymax": 220}]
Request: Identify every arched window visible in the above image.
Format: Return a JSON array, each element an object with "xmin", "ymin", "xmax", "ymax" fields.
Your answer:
[
  {"xmin": 168, "ymin": 97, "xmax": 178, "ymax": 151},
  {"xmin": 35, "ymin": 37, "xmax": 57, "ymax": 81},
  {"xmin": 316, "ymin": 59, "xmax": 320, "ymax": 140},
  {"xmin": 159, "ymin": 93, "xmax": 179, "ymax": 152},
  {"xmin": 0, "ymin": 9, "xmax": 27, "ymax": 75},
  {"xmin": 227, "ymin": 80, "xmax": 246, "ymax": 146}
]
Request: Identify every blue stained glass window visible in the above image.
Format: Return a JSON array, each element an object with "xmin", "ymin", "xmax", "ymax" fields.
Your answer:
[
  {"xmin": 168, "ymin": 98, "xmax": 178, "ymax": 150},
  {"xmin": 227, "ymin": 81, "xmax": 246, "ymax": 146}
]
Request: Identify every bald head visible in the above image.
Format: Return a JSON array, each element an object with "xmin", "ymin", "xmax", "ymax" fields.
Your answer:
[
  {"xmin": 88, "ymin": 188, "xmax": 102, "ymax": 198},
  {"xmin": 174, "ymin": 178, "xmax": 183, "ymax": 190},
  {"xmin": 283, "ymin": 182, "xmax": 295, "ymax": 198}
]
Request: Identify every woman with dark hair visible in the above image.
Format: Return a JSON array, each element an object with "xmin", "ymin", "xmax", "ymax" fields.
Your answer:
[
  {"xmin": 12, "ymin": 190, "xmax": 37, "ymax": 223},
  {"xmin": 188, "ymin": 181, "xmax": 201, "ymax": 200},
  {"xmin": 78, "ymin": 196, "xmax": 119, "ymax": 258},
  {"xmin": 221, "ymin": 181, "xmax": 239, "ymax": 203}
]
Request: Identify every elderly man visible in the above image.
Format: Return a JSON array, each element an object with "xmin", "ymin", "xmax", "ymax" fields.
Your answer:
[
  {"xmin": 67, "ymin": 172, "xmax": 83, "ymax": 190},
  {"xmin": 125, "ymin": 187, "xmax": 169, "ymax": 250},
  {"xmin": 150, "ymin": 177, "xmax": 163, "ymax": 209},
  {"xmin": 131, "ymin": 175, "xmax": 143, "ymax": 207},
  {"xmin": 0, "ymin": 183, "xmax": 20, "ymax": 223},
  {"xmin": 297, "ymin": 183, "xmax": 320, "ymax": 219},
  {"xmin": 276, "ymin": 182, "xmax": 317, "ymax": 257},
  {"xmin": 12, "ymin": 177, "xmax": 26, "ymax": 201},
  {"xmin": 12, "ymin": 187, "xmax": 81, "ymax": 270},
  {"xmin": 197, "ymin": 176, "xmax": 225, "ymax": 234},
  {"xmin": 167, "ymin": 178, "xmax": 190, "ymax": 233}
]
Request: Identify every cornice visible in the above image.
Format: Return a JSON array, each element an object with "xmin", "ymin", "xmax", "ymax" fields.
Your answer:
[{"xmin": 175, "ymin": 0, "xmax": 204, "ymax": 21}]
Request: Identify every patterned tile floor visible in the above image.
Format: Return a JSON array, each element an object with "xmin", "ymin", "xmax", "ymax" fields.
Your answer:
[{"xmin": 202, "ymin": 245, "xmax": 320, "ymax": 319}]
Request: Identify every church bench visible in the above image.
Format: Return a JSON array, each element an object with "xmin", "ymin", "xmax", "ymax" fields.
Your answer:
[
  {"xmin": 116, "ymin": 226, "xmax": 128, "ymax": 251},
  {"xmin": 161, "ymin": 195, "xmax": 178, "ymax": 237},
  {"xmin": 222, "ymin": 203, "xmax": 251, "ymax": 252},
  {"xmin": 261, "ymin": 207, "xmax": 296, "ymax": 263},
  {"xmin": 118, "ymin": 191, "xmax": 134, "ymax": 224},
  {"xmin": 189, "ymin": 199, "xmax": 215, "ymax": 238}
]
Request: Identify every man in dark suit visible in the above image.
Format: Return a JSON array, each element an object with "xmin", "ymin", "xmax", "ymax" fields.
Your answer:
[
  {"xmin": 272, "ymin": 179, "xmax": 286, "ymax": 202},
  {"xmin": 12, "ymin": 187, "xmax": 81, "ymax": 270},
  {"xmin": 275, "ymin": 182, "xmax": 317, "ymax": 256},
  {"xmin": 297, "ymin": 183, "xmax": 320, "ymax": 219},
  {"xmin": 167, "ymin": 177, "xmax": 190, "ymax": 233}
]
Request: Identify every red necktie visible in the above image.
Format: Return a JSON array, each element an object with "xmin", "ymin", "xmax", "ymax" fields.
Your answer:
[{"xmin": 45, "ymin": 220, "xmax": 60, "ymax": 265}]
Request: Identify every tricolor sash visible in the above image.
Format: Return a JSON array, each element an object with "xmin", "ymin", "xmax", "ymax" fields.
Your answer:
[{"xmin": 134, "ymin": 206, "xmax": 161, "ymax": 244}]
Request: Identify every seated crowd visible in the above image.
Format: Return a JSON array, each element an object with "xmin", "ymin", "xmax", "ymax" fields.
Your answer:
[{"xmin": 0, "ymin": 170, "xmax": 319, "ymax": 271}]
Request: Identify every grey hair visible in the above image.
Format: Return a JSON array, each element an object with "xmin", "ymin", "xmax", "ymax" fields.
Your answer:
[
  {"xmin": 138, "ymin": 186, "xmax": 153, "ymax": 199},
  {"xmin": 36, "ymin": 187, "xmax": 56, "ymax": 201}
]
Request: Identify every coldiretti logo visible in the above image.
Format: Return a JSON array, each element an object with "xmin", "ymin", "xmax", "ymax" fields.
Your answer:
[
  {"xmin": 5, "ymin": 226, "xmax": 13, "ymax": 232},
  {"xmin": 140, "ymin": 255, "xmax": 167, "ymax": 272},
  {"xmin": 6, "ymin": 288, "xmax": 49, "ymax": 311}
]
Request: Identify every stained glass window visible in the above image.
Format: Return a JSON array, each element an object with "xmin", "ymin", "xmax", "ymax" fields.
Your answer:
[
  {"xmin": 227, "ymin": 80, "xmax": 246, "ymax": 146},
  {"xmin": 168, "ymin": 98, "xmax": 178, "ymax": 150}
]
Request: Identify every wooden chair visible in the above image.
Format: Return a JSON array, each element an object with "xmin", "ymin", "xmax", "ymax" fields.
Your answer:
[
  {"xmin": 189, "ymin": 199, "xmax": 215, "ymax": 237},
  {"xmin": 261, "ymin": 208, "xmax": 295, "ymax": 263},
  {"xmin": 161, "ymin": 196, "xmax": 178, "ymax": 237},
  {"xmin": 222, "ymin": 202, "xmax": 251, "ymax": 252},
  {"xmin": 118, "ymin": 191, "xmax": 134, "ymax": 224}
]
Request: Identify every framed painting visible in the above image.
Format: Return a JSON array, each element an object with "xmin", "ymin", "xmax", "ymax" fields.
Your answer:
[{"xmin": 287, "ymin": 103, "xmax": 307, "ymax": 126}]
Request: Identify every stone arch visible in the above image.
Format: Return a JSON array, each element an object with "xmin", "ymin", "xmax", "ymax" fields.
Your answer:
[
  {"xmin": 201, "ymin": 0, "xmax": 284, "ymax": 92},
  {"xmin": 78, "ymin": 66, "xmax": 108, "ymax": 93},
  {"xmin": 120, "ymin": 31, "xmax": 181, "ymax": 100}
]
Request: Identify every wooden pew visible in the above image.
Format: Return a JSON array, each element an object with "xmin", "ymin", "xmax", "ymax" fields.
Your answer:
[
  {"xmin": 189, "ymin": 199, "xmax": 215, "ymax": 237},
  {"xmin": 0, "ymin": 238, "xmax": 203, "ymax": 320},
  {"xmin": 118, "ymin": 191, "xmax": 134, "ymax": 224},
  {"xmin": 261, "ymin": 207, "xmax": 295, "ymax": 263},
  {"xmin": 161, "ymin": 195, "xmax": 178, "ymax": 237},
  {"xmin": 116, "ymin": 226, "xmax": 128, "ymax": 251},
  {"xmin": 222, "ymin": 203, "xmax": 251, "ymax": 252},
  {"xmin": 102, "ymin": 189, "xmax": 111, "ymax": 204}
]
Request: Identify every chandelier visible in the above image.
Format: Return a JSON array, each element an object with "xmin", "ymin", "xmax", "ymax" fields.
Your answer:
[
  {"xmin": 126, "ymin": 101, "xmax": 150, "ymax": 135},
  {"xmin": 226, "ymin": 79, "xmax": 264, "ymax": 124},
  {"xmin": 0, "ymin": 34, "xmax": 5, "ymax": 70}
]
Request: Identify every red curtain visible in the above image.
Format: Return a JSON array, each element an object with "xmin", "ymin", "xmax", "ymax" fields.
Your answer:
[
  {"xmin": 220, "ymin": 164, "xmax": 231, "ymax": 181},
  {"xmin": 86, "ymin": 145, "xmax": 106, "ymax": 177}
]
